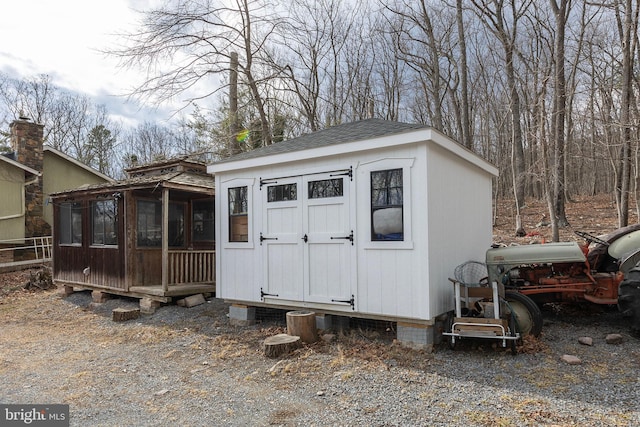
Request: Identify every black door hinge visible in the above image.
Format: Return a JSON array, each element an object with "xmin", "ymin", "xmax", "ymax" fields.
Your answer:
[
  {"xmin": 331, "ymin": 294, "xmax": 355, "ymax": 310},
  {"xmin": 260, "ymin": 287, "xmax": 279, "ymax": 300},
  {"xmin": 330, "ymin": 230, "xmax": 354, "ymax": 245},
  {"xmin": 260, "ymin": 232, "xmax": 278, "ymax": 245},
  {"xmin": 329, "ymin": 166, "xmax": 353, "ymax": 181}
]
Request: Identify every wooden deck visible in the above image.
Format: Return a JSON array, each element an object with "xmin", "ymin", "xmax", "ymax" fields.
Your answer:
[
  {"xmin": 58, "ymin": 280, "xmax": 215, "ymax": 304},
  {"xmin": 129, "ymin": 283, "xmax": 216, "ymax": 297}
]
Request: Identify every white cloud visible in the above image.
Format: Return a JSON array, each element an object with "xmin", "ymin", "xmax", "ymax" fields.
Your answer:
[{"xmin": 0, "ymin": 0, "xmax": 176, "ymax": 124}]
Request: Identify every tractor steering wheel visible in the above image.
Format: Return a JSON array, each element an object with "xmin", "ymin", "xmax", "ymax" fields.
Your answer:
[{"xmin": 574, "ymin": 230, "xmax": 609, "ymax": 246}]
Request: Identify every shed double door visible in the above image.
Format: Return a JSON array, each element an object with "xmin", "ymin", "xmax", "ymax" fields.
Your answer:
[{"xmin": 262, "ymin": 172, "xmax": 353, "ymax": 308}]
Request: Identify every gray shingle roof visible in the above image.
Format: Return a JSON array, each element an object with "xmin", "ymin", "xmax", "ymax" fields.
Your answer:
[
  {"xmin": 216, "ymin": 119, "xmax": 430, "ymax": 163},
  {"xmin": 50, "ymin": 170, "xmax": 214, "ymax": 197}
]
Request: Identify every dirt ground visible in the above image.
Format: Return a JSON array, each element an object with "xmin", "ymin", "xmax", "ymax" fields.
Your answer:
[{"xmin": 492, "ymin": 194, "xmax": 636, "ymax": 244}]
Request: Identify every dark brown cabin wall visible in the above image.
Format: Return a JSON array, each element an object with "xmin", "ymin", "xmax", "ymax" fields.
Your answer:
[
  {"xmin": 132, "ymin": 249, "xmax": 162, "ymax": 286},
  {"xmin": 81, "ymin": 193, "xmax": 125, "ymax": 290},
  {"xmin": 54, "ymin": 246, "xmax": 88, "ymax": 283},
  {"xmin": 128, "ymin": 191, "xmax": 163, "ymax": 287},
  {"xmin": 52, "ymin": 198, "xmax": 88, "ymax": 283},
  {"xmin": 88, "ymin": 246, "xmax": 125, "ymax": 289}
]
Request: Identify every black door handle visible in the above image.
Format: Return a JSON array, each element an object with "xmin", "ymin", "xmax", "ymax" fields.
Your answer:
[{"xmin": 302, "ymin": 234, "xmax": 308, "ymax": 243}]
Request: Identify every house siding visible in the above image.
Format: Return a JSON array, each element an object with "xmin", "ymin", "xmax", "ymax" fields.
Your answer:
[
  {"xmin": 0, "ymin": 164, "xmax": 26, "ymax": 240},
  {"xmin": 43, "ymin": 151, "xmax": 113, "ymax": 227}
]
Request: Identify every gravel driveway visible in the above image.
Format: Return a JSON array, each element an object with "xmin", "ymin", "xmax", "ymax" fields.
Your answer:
[{"xmin": 1, "ymin": 288, "xmax": 638, "ymax": 426}]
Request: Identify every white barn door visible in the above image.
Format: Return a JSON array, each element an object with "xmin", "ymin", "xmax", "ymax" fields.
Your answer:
[
  {"xmin": 261, "ymin": 177, "xmax": 303, "ymax": 301},
  {"xmin": 261, "ymin": 172, "xmax": 353, "ymax": 309},
  {"xmin": 302, "ymin": 173, "xmax": 353, "ymax": 307}
]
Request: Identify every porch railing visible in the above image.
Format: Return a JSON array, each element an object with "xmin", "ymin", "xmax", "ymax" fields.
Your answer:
[
  {"xmin": 167, "ymin": 250, "xmax": 215, "ymax": 285},
  {"xmin": 0, "ymin": 236, "xmax": 52, "ymax": 271}
]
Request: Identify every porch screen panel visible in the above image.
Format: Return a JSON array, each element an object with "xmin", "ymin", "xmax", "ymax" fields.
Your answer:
[
  {"xmin": 137, "ymin": 200, "xmax": 185, "ymax": 247},
  {"xmin": 137, "ymin": 200, "xmax": 161, "ymax": 246},
  {"xmin": 193, "ymin": 199, "xmax": 215, "ymax": 242},
  {"xmin": 91, "ymin": 199, "xmax": 118, "ymax": 246}
]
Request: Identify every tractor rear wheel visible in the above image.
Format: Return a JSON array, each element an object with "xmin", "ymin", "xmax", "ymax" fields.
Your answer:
[
  {"xmin": 504, "ymin": 291, "xmax": 543, "ymax": 337},
  {"xmin": 618, "ymin": 265, "xmax": 640, "ymax": 334}
]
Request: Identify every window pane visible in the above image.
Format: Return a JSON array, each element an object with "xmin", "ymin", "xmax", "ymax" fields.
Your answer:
[
  {"xmin": 267, "ymin": 184, "xmax": 297, "ymax": 202},
  {"xmin": 229, "ymin": 187, "xmax": 248, "ymax": 214},
  {"xmin": 137, "ymin": 200, "xmax": 161, "ymax": 247},
  {"xmin": 229, "ymin": 187, "xmax": 248, "ymax": 242},
  {"xmin": 92, "ymin": 199, "xmax": 118, "ymax": 246},
  {"xmin": 371, "ymin": 169, "xmax": 403, "ymax": 241},
  {"xmin": 59, "ymin": 202, "xmax": 82, "ymax": 245},
  {"xmin": 308, "ymin": 178, "xmax": 343, "ymax": 199},
  {"xmin": 193, "ymin": 199, "xmax": 215, "ymax": 242}
]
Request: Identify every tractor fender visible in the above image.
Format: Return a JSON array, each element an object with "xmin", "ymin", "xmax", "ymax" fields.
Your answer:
[
  {"xmin": 618, "ymin": 248, "xmax": 640, "ymax": 275},
  {"xmin": 608, "ymin": 229, "xmax": 640, "ymax": 260}
]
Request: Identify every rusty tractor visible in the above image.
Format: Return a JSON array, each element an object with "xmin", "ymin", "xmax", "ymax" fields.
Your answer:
[{"xmin": 485, "ymin": 224, "xmax": 640, "ymax": 336}]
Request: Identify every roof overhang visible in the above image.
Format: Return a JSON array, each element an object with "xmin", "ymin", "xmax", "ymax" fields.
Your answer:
[
  {"xmin": 50, "ymin": 171, "xmax": 214, "ymax": 199},
  {"xmin": 0, "ymin": 155, "xmax": 41, "ymax": 177},
  {"xmin": 208, "ymin": 127, "xmax": 498, "ymax": 177}
]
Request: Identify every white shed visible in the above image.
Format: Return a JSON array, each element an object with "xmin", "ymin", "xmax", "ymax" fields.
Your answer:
[{"xmin": 208, "ymin": 119, "xmax": 498, "ymax": 349}]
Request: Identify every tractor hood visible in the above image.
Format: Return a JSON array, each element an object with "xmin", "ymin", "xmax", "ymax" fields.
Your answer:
[
  {"xmin": 486, "ymin": 242, "xmax": 587, "ymax": 266},
  {"xmin": 485, "ymin": 242, "xmax": 587, "ymax": 284}
]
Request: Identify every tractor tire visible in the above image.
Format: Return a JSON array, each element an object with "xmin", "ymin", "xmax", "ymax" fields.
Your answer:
[
  {"xmin": 504, "ymin": 291, "xmax": 543, "ymax": 337},
  {"xmin": 618, "ymin": 268, "xmax": 640, "ymax": 334}
]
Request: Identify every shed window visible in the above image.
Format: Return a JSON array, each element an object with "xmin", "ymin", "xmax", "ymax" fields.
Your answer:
[
  {"xmin": 137, "ymin": 200, "xmax": 185, "ymax": 247},
  {"xmin": 91, "ymin": 199, "xmax": 118, "ymax": 246},
  {"xmin": 371, "ymin": 169, "xmax": 403, "ymax": 241},
  {"xmin": 59, "ymin": 202, "xmax": 82, "ymax": 245},
  {"xmin": 267, "ymin": 184, "xmax": 297, "ymax": 202},
  {"xmin": 229, "ymin": 187, "xmax": 248, "ymax": 242},
  {"xmin": 193, "ymin": 199, "xmax": 215, "ymax": 242},
  {"xmin": 308, "ymin": 178, "xmax": 343, "ymax": 199}
]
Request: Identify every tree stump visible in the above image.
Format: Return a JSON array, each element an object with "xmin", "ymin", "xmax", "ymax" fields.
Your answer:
[
  {"xmin": 263, "ymin": 334, "xmax": 301, "ymax": 358},
  {"xmin": 286, "ymin": 310, "xmax": 319, "ymax": 343},
  {"xmin": 112, "ymin": 308, "xmax": 140, "ymax": 322}
]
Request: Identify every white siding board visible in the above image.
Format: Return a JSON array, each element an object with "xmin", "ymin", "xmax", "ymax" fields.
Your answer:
[
  {"xmin": 425, "ymin": 143, "xmax": 494, "ymax": 317},
  {"xmin": 220, "ymin": 248, "xmax": 258, "ymax": 300}
]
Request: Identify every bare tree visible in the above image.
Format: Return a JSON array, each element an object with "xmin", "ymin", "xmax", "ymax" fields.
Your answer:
[
  {"xmin": 123, "ymin": 122, "xmax": 177, "ymax": 166},
  {"xmin": 613, "ymin": 0, "xmax": 638, "ymax": 227},
  {"xmin": 84, "ymin": 105, "xmax": 121, "ymax": 177},
  {"xmin": 385, "ymin": 0, "xmax": 449, "ymax": 131},
  {"xmin": 455, "ymin": 0, "xmax": 472, "ymax": 148},
  {"xmin": 547, "ymin": 0, "xmax": 572, "ymax": 240},
  {"xmin": 109, "ymin": 0, "xmax": 282, "ymax": 147},
  {"xmin": 471, "ymin": 0, "xmax": 532, "ymax": 236}
]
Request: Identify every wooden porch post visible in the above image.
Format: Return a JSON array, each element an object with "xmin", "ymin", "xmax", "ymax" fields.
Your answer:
[{"xmin": 162, "ymin": 188, "xmax": 169, "ymax": 292}]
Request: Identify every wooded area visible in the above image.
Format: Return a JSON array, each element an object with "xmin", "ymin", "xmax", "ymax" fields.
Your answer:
[{"xmin": 1, "ymin": 0, "xmax": 639, "ymax": 238}]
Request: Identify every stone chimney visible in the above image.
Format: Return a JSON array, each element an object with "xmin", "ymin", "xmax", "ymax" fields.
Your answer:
[{"xmin": 9, "ymin": 117, "xmax": 51, "ymax": 237}]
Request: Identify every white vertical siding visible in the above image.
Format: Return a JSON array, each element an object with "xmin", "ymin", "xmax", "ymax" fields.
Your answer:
[
  {"xmin": 425, "ymin": 142, "xmax": 494, "ymax": 318},
  {"xmin": 354, "ymin": 145, "xmax": 429, "ymax": 319}
]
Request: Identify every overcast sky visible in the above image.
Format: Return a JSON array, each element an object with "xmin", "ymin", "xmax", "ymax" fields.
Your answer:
[{"xmin": 0, "ymin": 0, "xmax": 176, "ymax": 126}]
